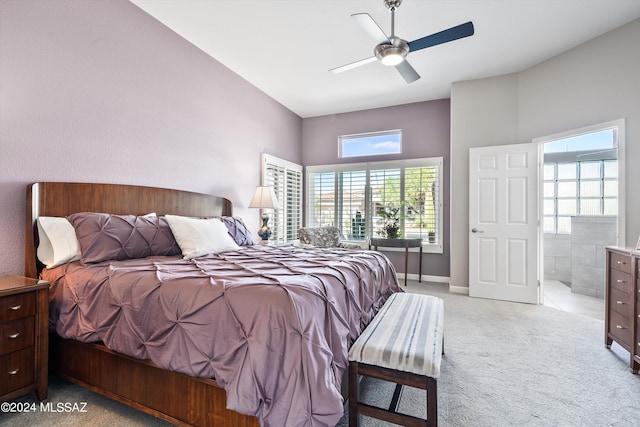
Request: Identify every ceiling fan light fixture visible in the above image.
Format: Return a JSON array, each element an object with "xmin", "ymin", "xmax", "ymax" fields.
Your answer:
[
  {"xmin": 375, "ymin": 38, "xmax": 409, "ymax": 66},
  {"xmin": 378, "ymin": 48, "xmax": 405, "ymax": 65}
]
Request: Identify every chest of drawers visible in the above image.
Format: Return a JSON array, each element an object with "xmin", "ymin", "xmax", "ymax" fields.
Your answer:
[
  {"xmin": 605, "ymin": 247, "xmax": 640, "ymax": 373},
  {"xmin": 0, "ymin": 276, "xmax": 49, "ymax": 402}
]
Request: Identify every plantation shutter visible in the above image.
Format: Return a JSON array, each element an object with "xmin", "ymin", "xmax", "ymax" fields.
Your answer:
[
  {"xmin": 370, "ymin": 168, "xmax": 402, "ymax": 238},
  {"xmin": 307, "ymin": 157, "xmax": 443, "ymax": 252},
  {"xmin": 262, "ymin": 154, "xmax": 303, "ymax": 243},
  {"xmin": 338, "ymin": 170, "xmax": 367, "ymax": 240},
  {"xmin": 404, "ymin": 165, "xmax": 440, "ymax": 244},
  {"xmin": 309, "ymin": 171, "xmax": 336, "ymax": 227}
]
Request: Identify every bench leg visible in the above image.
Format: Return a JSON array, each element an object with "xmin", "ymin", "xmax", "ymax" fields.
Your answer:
[
  {"xmin": 349, "ymin": 362, "xmax": 359, "ymax": 427},
  {"xmin": 426, "ymin": 377, "xmax": 438, "ymax": 427}
]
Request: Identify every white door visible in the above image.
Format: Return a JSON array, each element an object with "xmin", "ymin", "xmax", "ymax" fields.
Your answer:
[{"xmin": 469, "ymin": 143, "xmax": 540, "ymax": 304}]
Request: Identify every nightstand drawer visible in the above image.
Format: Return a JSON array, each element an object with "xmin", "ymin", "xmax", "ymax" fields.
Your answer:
[
  {"xmin": 0, "ymin": 292, "xmax": 36, "ymax": 322},
  {"xmin": 0, "ymin": 347, "xmax": 34, "ymax": 396},
  {"xmin": 0, "ymin": 317, "xmax": 35, "ymax": 356}
]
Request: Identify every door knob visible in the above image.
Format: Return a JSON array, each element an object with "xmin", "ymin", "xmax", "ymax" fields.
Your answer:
[{"xmin": 471, "ymin": 228, "xmax": 484, "ymax": 233}]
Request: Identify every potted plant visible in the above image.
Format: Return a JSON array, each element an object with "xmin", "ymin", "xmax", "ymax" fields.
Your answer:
[{"xmin": 377, "ymin": 205, "xmax": 401, "ymax": 238}]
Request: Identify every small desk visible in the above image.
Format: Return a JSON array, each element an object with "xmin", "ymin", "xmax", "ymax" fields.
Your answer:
[{"xmin": 369, "ymin": 238, "xmax": 422, "ymax": 286}]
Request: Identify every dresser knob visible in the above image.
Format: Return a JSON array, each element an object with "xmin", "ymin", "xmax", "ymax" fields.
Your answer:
[
  {"xmin": 8, "ymin": 369, "xmax": 20, "ymax": 375},
  {"xmin": 8, "ymin": 332, "xmax": 20, "ymax": 339},
  {"xmin": 10, "ymin": 304, "xmax": 22, "ymax": 311}
]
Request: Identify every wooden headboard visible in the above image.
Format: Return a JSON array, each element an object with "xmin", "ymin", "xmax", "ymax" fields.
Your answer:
[{"xmin": 25, "ymin": 182, "xmax": 233, "ymax": 278}]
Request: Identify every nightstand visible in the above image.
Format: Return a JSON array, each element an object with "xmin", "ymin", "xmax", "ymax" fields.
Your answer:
[{"xmin": 0, "ymin": 275, "xmax": 49, "ymax": 402}]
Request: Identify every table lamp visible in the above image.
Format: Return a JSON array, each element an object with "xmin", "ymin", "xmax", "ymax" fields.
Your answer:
[{"xmin": 248, "ymin": 185, "xmax": 280, "ymax": 242}]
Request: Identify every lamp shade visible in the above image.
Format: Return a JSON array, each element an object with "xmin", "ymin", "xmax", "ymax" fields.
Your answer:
[{"xmin": 248, "ymin": 185, "xmax": 280, "ymax": 209}]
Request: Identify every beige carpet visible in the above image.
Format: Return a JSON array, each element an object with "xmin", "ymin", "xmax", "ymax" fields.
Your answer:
[
  {"xmin": 338, "ymin": 281, "xmax": 640, "ymax": 426},
  {"xmin": 2, "ymin": 282, "xmax": 638, "ymax": 426}
]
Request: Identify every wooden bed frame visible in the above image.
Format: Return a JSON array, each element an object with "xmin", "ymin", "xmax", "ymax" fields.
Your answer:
[{"xmin": 25, "ymin": 182, "xmax": 259, "ymax": 427}]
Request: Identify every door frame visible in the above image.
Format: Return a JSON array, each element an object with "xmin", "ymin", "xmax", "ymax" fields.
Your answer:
[{"xmin": 532, "ymin": 118, "xmax": 627, "ymax": 302}]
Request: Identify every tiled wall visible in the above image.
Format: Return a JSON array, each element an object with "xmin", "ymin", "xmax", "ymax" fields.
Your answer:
[
  {"xmin": 544, "ymin": 233, "xmax": 572, "ymax": 284},
  {"xmin": 570, "ymin": 216, "xmax": 617, "ymax": 298}
]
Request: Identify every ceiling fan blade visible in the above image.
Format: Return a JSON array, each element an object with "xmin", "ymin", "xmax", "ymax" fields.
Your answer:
[
  {"xmin": 329, "ymin": 56, "xmax": 378, "ymax": 74},
  {"xmin": 408, "ymin": 21, "xmax": 474, "ymax": 52},
  {"xmin": 351, "ymin": 13, "xmax": 389, "ymax": 44},
  {"xmin": 395, "ymin": 60, "xmax": 420, "ymax": 84}
]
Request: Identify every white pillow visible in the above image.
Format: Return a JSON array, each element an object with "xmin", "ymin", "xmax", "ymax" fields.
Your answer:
[
  {"xmin": 164, "ymin": 215, "xmax": 240, "ymax": 259},
  {"xmin": 36, "ymin": 217, "xmax": 82, "ymax": 268}
]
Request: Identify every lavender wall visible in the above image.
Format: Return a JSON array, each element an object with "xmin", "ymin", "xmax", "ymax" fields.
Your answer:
[
  {"xmin": 0, "ymin": 0, "xmax": 301, "ymax": 276},
  {"xmin": 302, "ymin": 100, "xmax": 451, "ymax": 279}
]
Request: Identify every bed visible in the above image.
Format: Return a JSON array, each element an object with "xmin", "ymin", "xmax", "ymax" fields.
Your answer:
[{"xmin": 24, "ymin": 182, "xmax": 401, "ymax": 427}]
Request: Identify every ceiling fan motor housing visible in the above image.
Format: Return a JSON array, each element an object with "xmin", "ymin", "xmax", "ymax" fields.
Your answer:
[{"xmin": 375, "ymin": 37, "xmax": 409, "ymax": 65}]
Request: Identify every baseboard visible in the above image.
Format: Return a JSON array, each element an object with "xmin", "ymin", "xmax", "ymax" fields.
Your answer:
[
  {"xmin": 401, "ymin": 273, "xmax": 450, "ymax": 284},
  {"xmin": 396, "ymin": 274, "xmax": 469, "ymax": 295},
  {"xmin": 449, "ymin": 286, "xmax": 470, "ymax": 295}
]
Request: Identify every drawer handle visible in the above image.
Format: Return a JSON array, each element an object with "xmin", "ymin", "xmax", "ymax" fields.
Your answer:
[
  {"xmin": 616, "ymin": 301, "xmax": 626, "ymax": 305},
  {"xmin": 616, "ymin": 280, "xmax": 626, "ymax": 283},
  {"xmin": 10, "ymin": 304, "xmax": 22, "ymax": 311},
  {"xmin": 617, "ymin": 260, "xmax": 626, "ymax": 265},
  {"xmin": 616, "ymin": 325, "xmax": 627, "ymax": 329},
  {"xmin": 8, "ymin": 332, "xmax": 20, "ymax": 339},
  {"xmin": 8, "ymin": 369, "xmax": 20, "ymax": 375}
]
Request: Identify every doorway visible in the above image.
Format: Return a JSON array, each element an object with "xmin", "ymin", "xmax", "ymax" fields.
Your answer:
[{"xmin": 534, "ymin": 119, "xmax": 626, "ymax": 303}]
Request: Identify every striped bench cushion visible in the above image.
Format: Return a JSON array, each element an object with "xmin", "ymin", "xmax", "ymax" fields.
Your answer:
[{"xmin": 349, "ymin": 293, "xmax": 444, "ymax": 378}]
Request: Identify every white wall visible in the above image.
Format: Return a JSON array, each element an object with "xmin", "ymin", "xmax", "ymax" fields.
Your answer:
[{"xmin": 450, "ymin": 18, "xmax": 640, "ymax": 292}]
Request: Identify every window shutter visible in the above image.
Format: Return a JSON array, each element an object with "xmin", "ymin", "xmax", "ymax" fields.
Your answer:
[
  {"xmin": 307, "ymin": 157, "xmax": 443, "ymax": 251},
  {"xmin": 338, "ymin": 170, "xmax": 367, "ymax": 240},
  {"xmin": 370, "ymin": 168, "xmax": 401, "ymax": 238},
  {"xmin": 404, "ymin": 165, "xmax": 440, "ymax": 244},
  {"xmin": 286, "ymin": 168, "xmax": 303, "ymax": 241},
  {"xmin": 262, "ymin": 154, "xmax": 302, "ymax": 243},
  {"xmin": 309, "ymin": 171, "xmax": 336, "ymax": 228}
]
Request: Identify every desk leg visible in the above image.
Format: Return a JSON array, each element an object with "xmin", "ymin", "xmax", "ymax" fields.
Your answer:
[
  {"xmin": 404, "ymin": 246, "xmax": 408, "ymax": 286},
  {"xmin": 419, "ymin": 245, "xmax": 422, "ymax": 283}
]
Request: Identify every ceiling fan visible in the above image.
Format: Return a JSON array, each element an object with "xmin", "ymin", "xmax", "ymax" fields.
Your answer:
[{"xmin": 330, "ymin": 0, "xmax": 474, "ymax": 84}]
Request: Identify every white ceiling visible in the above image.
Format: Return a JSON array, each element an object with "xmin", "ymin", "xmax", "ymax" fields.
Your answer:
[{"xmin": 130, "ymin": 0, "xmax": 640, "ymax": 118}]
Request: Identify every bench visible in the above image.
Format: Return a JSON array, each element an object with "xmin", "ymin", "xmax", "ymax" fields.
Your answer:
[{"xmin": 348, "ymin": 292, "xmax": 444, "ymax": 426}]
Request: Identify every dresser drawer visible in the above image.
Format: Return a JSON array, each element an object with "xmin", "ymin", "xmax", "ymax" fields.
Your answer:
[
  {"xmin": 0, "ymin": 292, "xmax": 36, "ymax": 322},
  {"xmin": 609, "ymin": 251, "xmax": 633, "ymax": 274},
  {"xmin": 0, "ymin": 347, "xmax": 34, "ymax": 396},
  {"xmin": 609, "ymin": 269, "xmax": 633, "ymax": 294},
  {"xmin": 0, "ymin": 317, "xmax": 34, "ymax": 356},
  {"xmin": 636, "ymin": 313, "xmax": 640, "ymax": 354},
  {"xmin": 609, "ymin": 289, "xmax": 633, "ymax": 318},
  {"xmin": 608, "ymin": 310, "xmax": 632, "ymax": 348}
]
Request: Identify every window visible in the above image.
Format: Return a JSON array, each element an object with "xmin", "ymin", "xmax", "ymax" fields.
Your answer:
[
  {"xmin": 543, "ymin": 128, "xmax": 618, "ymax": 234},
  {"xmin": 543, "ymin": 160, "xmax": 618, "ymax": 234},
  {"xmin": 261, "ymin": 154, "xmax": 303, "ymax": 243},
  {"xmin": 307, "ymin": 157, "xmax": 442, "ymax": 252},
  {"xmin": 339, "ymin": 130, "xmax": 401, "ymax": 158}
]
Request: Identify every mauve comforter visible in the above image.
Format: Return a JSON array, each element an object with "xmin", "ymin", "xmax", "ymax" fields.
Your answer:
[{"xmin": 42, "ymin": 244, "xmax": 401, "ymax": 426}]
